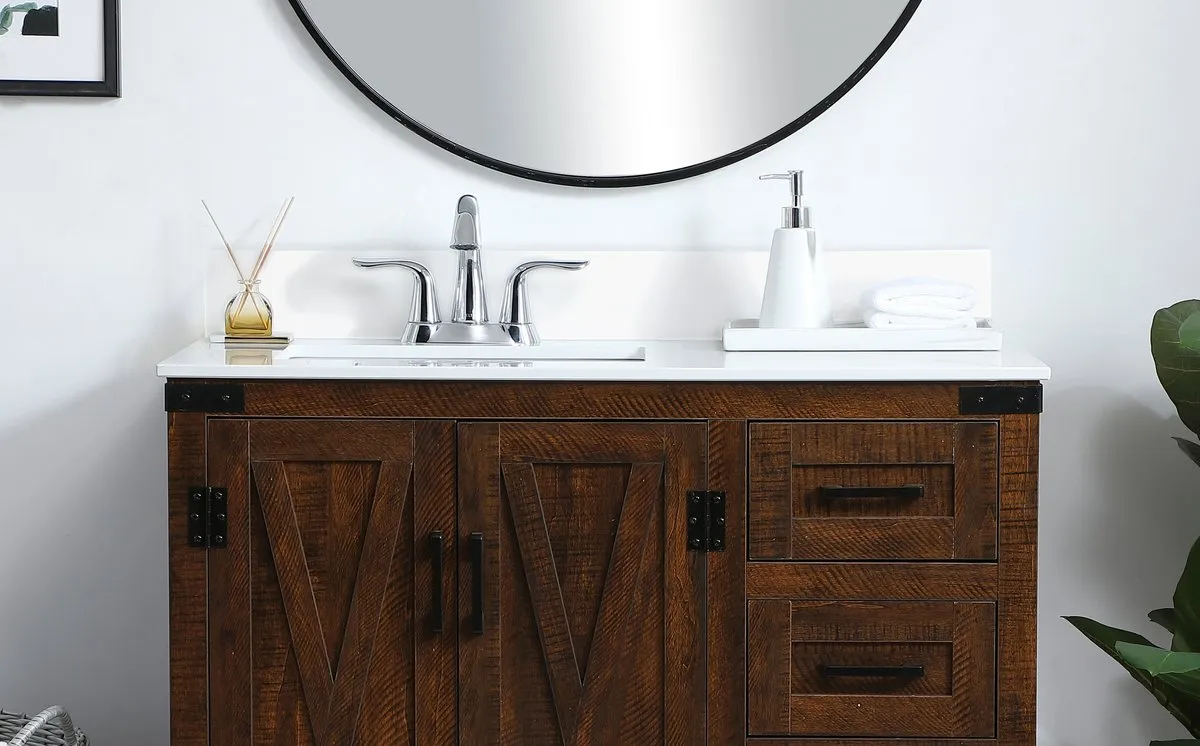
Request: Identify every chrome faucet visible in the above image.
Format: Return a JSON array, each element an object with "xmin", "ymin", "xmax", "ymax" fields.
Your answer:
[{"xmin": 353, "ymin": 194, "xmax": 588, "ymax": 345}]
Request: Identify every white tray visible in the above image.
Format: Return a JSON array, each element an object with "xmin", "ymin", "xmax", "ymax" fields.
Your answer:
[{"xmin": 722, "ymin": 319, "xmax": 1002, "ymax": 352}]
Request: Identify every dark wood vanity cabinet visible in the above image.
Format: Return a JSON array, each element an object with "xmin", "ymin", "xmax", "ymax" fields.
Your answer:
[{"xmin": 165, "ymin": 380, "xmax": 1040, "ymax": 746}]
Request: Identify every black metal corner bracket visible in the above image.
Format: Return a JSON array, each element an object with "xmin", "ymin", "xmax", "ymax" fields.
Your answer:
[
  {"xmin": 687, "ymin": 490, "xmax": 726, "ymax": 552},
  {"xmin": 165, "ymin": 382, "xmax": 244, "ymax": 413},
  {"xmin": 959, "ymin": 384, "xmax": 1043, "ymax": 415}
]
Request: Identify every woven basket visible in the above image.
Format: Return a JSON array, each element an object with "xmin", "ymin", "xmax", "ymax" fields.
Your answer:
[{"xmin": 0, "ymin": 707, "xmax": 87, "ymax": 746}]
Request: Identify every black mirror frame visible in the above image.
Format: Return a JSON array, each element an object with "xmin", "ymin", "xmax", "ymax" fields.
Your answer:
[{"xmin": 289, "ymin": 0, "xmax": 921, "ymax": 188}]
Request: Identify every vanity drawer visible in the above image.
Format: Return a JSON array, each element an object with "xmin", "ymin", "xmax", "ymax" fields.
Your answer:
[
  {"xmin": 747, "ymin": 599, "xmax": 996, "ymax": 738},
  {"xmin": 749, "ymin": 422, "xmax": 998, "ymax": 560}
]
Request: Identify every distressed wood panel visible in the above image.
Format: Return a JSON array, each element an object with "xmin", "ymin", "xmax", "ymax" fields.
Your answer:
[
  {"xmin": 747, "ymin": 599, "xmax": 996, "ymax": 738},
  {"xmin": 458, "ymin": 421, "xmax": 706, "ymax": 746}
]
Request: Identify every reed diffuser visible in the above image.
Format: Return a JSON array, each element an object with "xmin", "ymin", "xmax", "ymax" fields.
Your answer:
[{"xmin": 203, "ymin": 197, "xmax": 294, "ymax": 341}]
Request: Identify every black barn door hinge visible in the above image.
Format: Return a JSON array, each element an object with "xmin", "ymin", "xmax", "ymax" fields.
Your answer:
[
  {"xmin": 188, "ymin": 487, "xmax": 228, "ymax": 549},
  {"xmin": 687, "ymin": 490, "xmax": 726, "ymax": 552}
]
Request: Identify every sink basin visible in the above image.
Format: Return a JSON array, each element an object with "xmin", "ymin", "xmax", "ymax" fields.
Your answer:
[{"xmin": 284, "ymin": 340, "xmax": 647, "ymax": 363}]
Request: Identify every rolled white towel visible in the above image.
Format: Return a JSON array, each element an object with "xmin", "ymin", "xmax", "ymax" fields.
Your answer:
[
  {"xmin": 864, "ymin": 277, "xmax": 978, "ymax": 320},
  {"xmin": 865, "ymin": 311, "xmax": 978, "ymax": 330}
]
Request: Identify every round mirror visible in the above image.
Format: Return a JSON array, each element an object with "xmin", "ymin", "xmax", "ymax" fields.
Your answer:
[{"xmin": 291, "ymin": 0, "xmax": 921, "ymax": 187}]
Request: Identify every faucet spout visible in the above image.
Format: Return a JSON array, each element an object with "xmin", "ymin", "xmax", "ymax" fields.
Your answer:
[
  {"xmin": 451, "ymin": 195, "xmax": 479, "ymax": 249},
  {"xmin": 450, "ymin": 195, "xmax": 488, "ymax": 324}
]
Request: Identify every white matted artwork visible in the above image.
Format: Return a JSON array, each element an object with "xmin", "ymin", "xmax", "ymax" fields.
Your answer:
[{"xmin": 0, "ymin": 0, "xmax": 118, "ymax": 96}]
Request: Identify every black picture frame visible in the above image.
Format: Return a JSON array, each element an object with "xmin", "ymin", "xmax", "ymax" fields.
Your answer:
[
  {"xmin": 288, "ymin": 0, "xmax": 920, "ymax": 188},
  {"xmin": 0, "ymin": 0, "xmax": 119, "ymax": 97}
]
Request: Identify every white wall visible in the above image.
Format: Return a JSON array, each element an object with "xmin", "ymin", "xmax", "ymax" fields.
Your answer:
[{"xmin": 1, "ymin": 0, "xmax": 1198, "ymax": 743}]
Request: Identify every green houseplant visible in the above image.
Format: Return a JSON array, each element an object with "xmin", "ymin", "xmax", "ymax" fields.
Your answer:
[{"xmin": 1066, "ymin": 299, "xmax": 1200, "ymax": 743}]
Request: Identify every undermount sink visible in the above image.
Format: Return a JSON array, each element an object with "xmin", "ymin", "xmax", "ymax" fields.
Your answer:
[{"xmin": 283, "ymin": 340, "xmax": 647, "ymax": 363}]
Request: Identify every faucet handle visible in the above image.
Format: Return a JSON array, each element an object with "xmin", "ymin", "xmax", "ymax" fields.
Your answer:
[
  {"xmin": 353, "ymin": 258, "xmax": 441, "ymax": 324},
  {"xmin": 500, "ymin": 260, "xmax": 589, "ymax": 343}
]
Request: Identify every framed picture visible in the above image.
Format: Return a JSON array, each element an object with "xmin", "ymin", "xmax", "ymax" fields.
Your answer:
[{"xmin": 0, "ymin": 0, "xmax": 118, "ymax": 96}]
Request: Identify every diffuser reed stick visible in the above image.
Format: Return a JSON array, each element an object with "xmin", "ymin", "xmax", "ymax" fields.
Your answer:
[
  {"xmin": 247, "ymin": 196, "xmax": 294, "ymax": 284},
  {"xmin": 228, "ymin": 196, "xmax": 295, "ymax": 328},
  {"xmin": 201, "ymin": 199, "xmax": 247, "ymax": 283},
  {"xmin": 204, "ymin": 197, "xmax": 296, "ymax": 338}
]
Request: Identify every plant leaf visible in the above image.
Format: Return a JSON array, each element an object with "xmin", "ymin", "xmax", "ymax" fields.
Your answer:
[
  {"xmin": 7, "ymin": 2, "xmax": 37, "ymax": 10},
  {"xmin": 1119, "ymin": 620, "xmax": 1200, "ymax": 705},
  {"xmin": 1154, "ymin": 608, "xmax": 1180, "ymax": 634},
  {"xmin": 0, "ymin": 8, "xmax": 13, "ymax": 33},
  {"xmin": 1174, "ymin": 537, "xmax": 1200, "ymax": 657},
  {"xmin": 1177, "ymin": 438, "xmax": 1200, "ymax": 471},
  {"xmin": 1154, "ymin": 608, "xmax": 1200, "ymax": 651},
  {"xmin": 1117, "ymin": 643, "xmax": 1200, "ymax": 676},
  {"xmin": 1152, "ymin": 300, "xmax": 1200, "ymax": 439},
  {"xmin": 1066, "ymin": 616, "xmax": 1200, "ymax": 735}
]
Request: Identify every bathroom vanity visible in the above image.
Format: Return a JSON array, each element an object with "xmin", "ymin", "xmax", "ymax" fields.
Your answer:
[{"xmin": 157, "ymin": 341, "xmax": 1048, "ymax": 746}]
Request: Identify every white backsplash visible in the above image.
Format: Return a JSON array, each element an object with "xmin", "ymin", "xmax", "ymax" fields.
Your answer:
[{"xmin": 204, "ymin": 247, "xmax": 992, "ymax": 341}]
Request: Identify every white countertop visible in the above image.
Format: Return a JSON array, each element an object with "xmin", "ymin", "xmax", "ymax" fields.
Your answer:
[{"xmin": 156, "ymin": 338, "xmax": 1051, "ymax": 382}]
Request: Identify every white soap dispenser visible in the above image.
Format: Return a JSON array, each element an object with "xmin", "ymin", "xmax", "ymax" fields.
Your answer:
[{"xmin": 757, "ymin": 170, "xmax": 832, "ymax": 329}]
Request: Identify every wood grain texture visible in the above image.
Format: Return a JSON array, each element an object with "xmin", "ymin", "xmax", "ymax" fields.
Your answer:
[
  {"xmin": 748, "ymin": 600, "xmax": 790, "ymax": 735},
  {"xmin": 236, "ymin": 380, "xmax": 975, "ymax": 419},
  {"xmin": 794, "ymin": 465, "xmax": 953, "ymax": 517},
  {"xmin": 167, "ymin": 413, "xmax": 207, "ymax": 746},
  {"xmin": 754, "ymin": 421, "xmax": 998, "ymax": 561},
  {"xmin": 706, "ymin": 420, "xmax": 746, "ymax": 746},
  {"xmin": 747, "ymin": 599, "xmax": 996, "ymax": 738},
  {"xmin": 502, "ymin": 462, "xmax": 586, "ymax": 741},
  {"xmin": 788, "ymin": 696, "xmax": 975, "ymax": 738},
  {"xmin": 792, "ymin": 517, "xmax": 955, "ymax": 560},
  {"xmin": 789, "ymin": 422, "xmax": 956, "ymax": 464},
  {"xmin": 323, "ymin": 459, "xmax": 411, "ymax": 744},
  {"xmin": 955, "ymin": 601, "xmax": 997, "ymax": 738},
  {"xmin": 663, "ymin": 423, "xmax": 707, "ymax": 746},
  {"xmin": 998, "ymin": 414, "xmax": 1039, "ymax": 746},
  {"xmin": 249, "ymin": 419, "xmax": 417, "ymax": 461},
  {"xmin": 207, "ymin": 420, "xmax": 251, "ymax": 746},
  {"xmin": 166, "ymin": 380, "xmax": 1042, "ymax": 746},
  {"xmin": 747, "ymin": 562, "xmax": 997, "ymax": 600},
  {"xmin": 200, "ymin": 419, "xmax": 444, "ymax": 746},
  {"xmin": 411, "ymin": 421, "xmax": 457, "ymax": 746},
  {"xmin": 252, "ymin": 460, "xmax": 337, "ymax": 742},
  {"xmin": 790, "ymin": 601, "xmax": 956, "ymax": 642},
  {"xmin": 791, "ymin": 642, "xmax": 953, "ymax": 695},
  {"xmin": 749, "ymin": 423, "xmax": 792, "ymax": 559},
  {"xmin": 356, "ymin": 466, "xmax": 416, "ymax": 746},
  {"xmin": 459, "ymin": 421, "xmax": 705, "ymax": 745},
  {"xmin": 574, "ymin": 463, "xmax": 662, "ymax": 746},
  {"xmin": 500, "ymin": 422, "xmax": 667, "ymax": 463},
  {"xmin": 953, "ymin": 422, "xmax": 999, "ymax": 559}
]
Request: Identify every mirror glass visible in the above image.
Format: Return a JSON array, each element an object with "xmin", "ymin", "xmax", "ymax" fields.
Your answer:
[{"xmin": 292, "ymin": 0, "xmax": 920, "ymax": 186}]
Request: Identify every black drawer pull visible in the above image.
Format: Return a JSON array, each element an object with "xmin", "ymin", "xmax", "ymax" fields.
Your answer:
[
  {"xmin": 429, "ymin": 531, "xmax": 444, "ymax": 634},
  {"xmin": 819, "ymin": 664, "xmax": 925, "ymax": 678},
  {"xmin": 469, "ymin": 532, "xmax": 485, "ymax": 636},
  {"xmin": 819, "ymin": 485, "xmax": 925, "ymax": 500}
]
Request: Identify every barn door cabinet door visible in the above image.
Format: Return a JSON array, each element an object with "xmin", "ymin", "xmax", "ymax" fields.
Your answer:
[
  {"xmin": 205, "ymin": 419, "xmax": 457, "ymax": 746},
  {"xmin": 457, "ymin": 421, "xmax": 708, "ymax": 746}
]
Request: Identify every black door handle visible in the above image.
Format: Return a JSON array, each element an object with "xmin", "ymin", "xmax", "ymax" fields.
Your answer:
[
  {"xmin": 819, "ymin": 485, "xmax": 925, "ymax": 500},
  {"xmin": 469, "ymin": 532, "xmax": 485, "ymax": 636},
  {"xmin": 818, "ymin": 664, "xmax": 925, "ymax": 678},
  {"xmin": 429, "ymin": 531, "xmax": 444, "ymax": 634}
]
